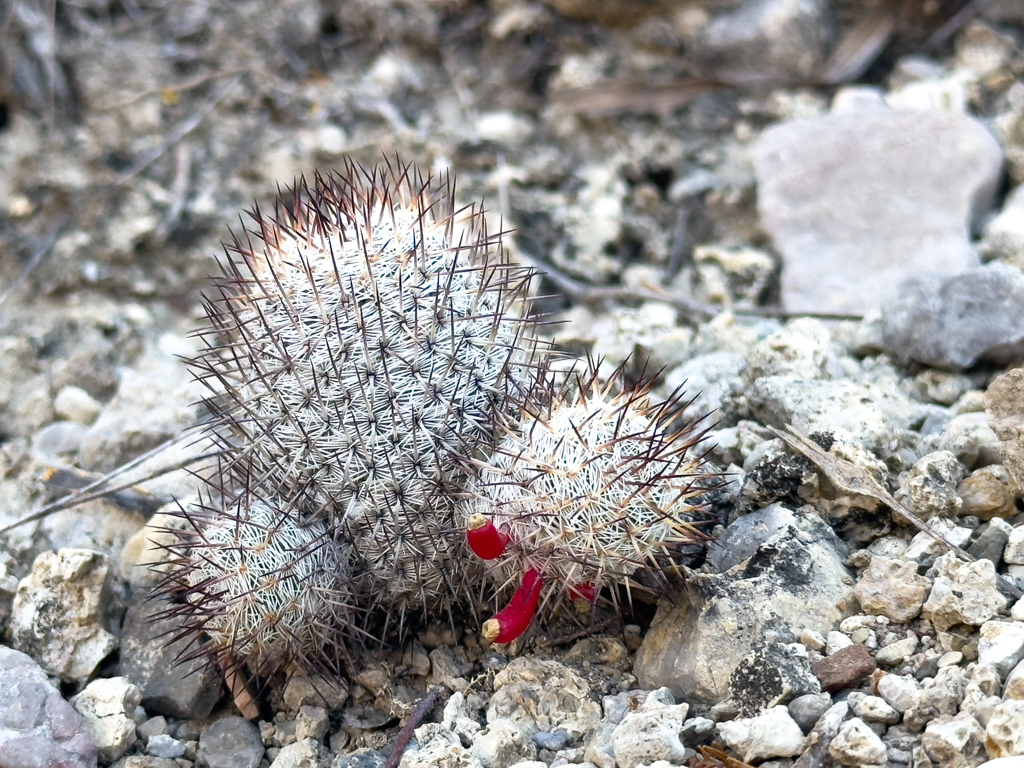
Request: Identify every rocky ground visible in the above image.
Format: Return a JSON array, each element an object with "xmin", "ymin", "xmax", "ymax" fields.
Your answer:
[{"xmin": 2, "ymin": 1, "xmax": 1024, "ymax": 768}]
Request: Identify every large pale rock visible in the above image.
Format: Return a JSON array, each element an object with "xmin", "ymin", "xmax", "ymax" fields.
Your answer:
[
  {"xmin": 716, "ymin": 705, "xmax": 807, "ymax": 763},
  {"xmin": 486, "ymin": 658, "xmax": 602, "ymax": 739},
  {"xmin": 922, "ymin": 553, "xmax": 1009, "ymax": 632},
  {"xmin": 10, "ymin": 548, "xmax": 118, "ymax": 682},
  {"xmin": 635, "ymin": 506, "xmax": 853, "ymax": 702},
  {"xmin": 854, "ymin": 555, "xmax": 931, "ymax": 623},
  {"xmin": 977, "ymin": 621, "xmax": 1024, "ymax": 679},
  {"xmin": 985, "ymin": 700, "xmax": 1024, "ymax": 758},
  {"xmin": 70, "ymin": 677, "xmax": 142, "ymax": 763},
  {"xmin": 880, "ymin": 264, "xmax": 1024, "ymax": 370},
  {"xmin": 828, "ymin": 717, "xmax": 886, "ymax": 767},
  {"xmin": 611, "ymin": 695, "xmax": 690, "ymax": 768},
  {"xmin": 754, "ymin": 108, "xmax": 1002, "ymax": 315},
  {"xmin": 922, "ymin": 713, "xmax": 986, "ymax": 767},
  {"xmin": 0, "ymin": 646, "xmax": 97, "ymax": 768}
]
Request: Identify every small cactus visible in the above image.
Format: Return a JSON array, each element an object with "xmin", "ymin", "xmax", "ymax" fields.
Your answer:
[
  {"xmin": 156, "ymin": 483, "xmax": 354, "ymax": 680},
  {"xmin": 463, "ymin": 364, "xmax": 712, "ymax": 643},
  {"xmin": 184, "ymin": 160, "xmax": 543, "ymax": 634}
]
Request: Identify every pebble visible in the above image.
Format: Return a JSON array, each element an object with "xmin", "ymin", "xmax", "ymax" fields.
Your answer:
[
  {"xmin": 295, "ymin": 707, "xmax": 328, "ymax": 743},
  {"xmin": 875, "ymin": 633, "xmax": 919, "ymax": 667},
  {"xmin": 269, "ymin": 738, "xmax": 321, "ymax": 768},
  {"xmin": 787, "ymin": 692, "xmax": 832, "ymax": 732},
  {"xmin": 981, "ymin": 183, "xmax": 1024, "ymax": 267},
  {"xmin": 198, "ymin": 717, "xmax": 265, "ymax": 768},
  {"xmin": 53, "ymin": 384, "xmax": 102, "ymax": 424},
  {"xmin": 743, "ymin": 318, "xmax": 832, "ymax": 384},
  {"xmin": 829, "ymin": 717, "xmax": 887, "ymax": 767},
  {"xmin": 967, "ymin": 519, "xmax": 1012, "ymax": 565},
  {"xmin": 827, "ymin": 631, "xmax": 854, "ymax": 656},
  {"xmin": 0, "ymin": 646, "xmax": 98, "ymax": 768},
  {"xmin": 532, "ymin": 731, "xmax": 570, "ymax": 752},
  {"xmin": 977, "ymin": 621, "xmax": 1024, "ymax": 678},
  {"xmin": 716, "ymin": 705, "xmax": 807, "ymax": 763},
  {"xmin": 958, "ymin": 466, "xmax": 1018, "ymax": 520},
  {"xmin": 811, "ymin": 644, "xmax": 876, "ymax": 693},
  {"xmin": 854, "ymin": 555, "xmax": 931, "ymax": 624},
  {"xmin": 610, "ymin": 696, "xmax": 690, "ymax": 768},
  {"xmin": 880, "ymin": 263, "xmax": 1024, "ymax": 370},
  {"xmin": 679, "ymin": 717, "xmax": 715, "ymax": 746},
  {"xmin": 895, "ymin": 451, "xmax": 967, "ymax": 521},
  {"xmin": 120, "ymin": 597, "xmax": 223, "ymax": 719},
  {"xmin": 754, "ymin": 108, "xmax": 1001, "ymax": 315},
  {"xmin": 1004, "ymin": 658, "xmax": 1024, "ymax": 700},
  {"xmin": 664, "ymin": 352, "xmax": 745, "ymax": 425},
  {"xmin": 1006, "ymin": 526, "xmax": 1024, "ymax": 565},
  {"xmin": 10, "ymin": 547, "xmax": 119, "ymax": 682},
  {"xmin": 487, "ymin": 658, "xmax": 602, "ymax": 738},
  {"xmin": 138, "ymin": 716, "xmax": 169, "ymax": 741},
  {"xmin": 923, "ymin": 553, "xmax": 1009, "ymax": 631},
  {"xmin": 70, "ymin": 676, "xmax": 142, "ymax": 763},
  {"xmin": 470, "ymin": 719, "xmax": 536, "ymax": 768},
  {"xmin": 793, "ymin": 701, "xmax": 847, "ymax": 768},
  {"xmin": 335, "ymin": 749, "xmax": 385, "ymax": 768},
  {"xmin": 846, "ymin": 693, "xmax": 900, "ymax": 725},
  {"xmin": 148, "ymin": 734, "xmax": 187, "ymax": 759}
]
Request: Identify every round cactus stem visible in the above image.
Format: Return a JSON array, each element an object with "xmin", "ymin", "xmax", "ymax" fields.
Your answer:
[
  {"xmin": 467, "ymin": 514, "xmax": 510, "ymax": 560},
  {"xmin": 568, "ymin": 582, "xmax": 597, "ymax": 613},
  {"xmin": 482, "ymin": 568, "xmax": 543, "ymax": 643}
]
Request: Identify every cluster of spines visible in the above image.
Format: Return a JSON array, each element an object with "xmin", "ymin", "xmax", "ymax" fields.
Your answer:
[{"xmin": 462, "ymin": 363, "xmax": 714, "ymax": 643}]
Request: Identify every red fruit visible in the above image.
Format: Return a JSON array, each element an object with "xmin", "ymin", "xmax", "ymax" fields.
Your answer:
[
  {"xmin": 482, "ymin": 568, "xmax": 543, "ymax": 643},
  {"xmin": 467, "ymin": 513, "xmax": 510, "ymax": 560}
]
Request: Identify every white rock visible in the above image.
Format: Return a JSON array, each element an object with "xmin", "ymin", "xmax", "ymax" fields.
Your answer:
[
  {"xmin": 487, "ymin": 659, "xmax": 602, "ymax": 739},
  {"xmin": 1004, "ymin": 658, "xmax": 1024, "ymax": 700},
  {"xmin": 148, "ymin": 734, "xmax": 187, "ymax": 759},
  {"xmin": 10, "ymin": 548, "xmax": 118, "ymax": 682},
  {"xmin": 611, "ymin": 699, "xmax": 690, "ymax": 768},
  {"xmin": 743, "ymin": 318, "xmax": 832, "ymax": 384},
  {"xmin": 978, "ymin": 621, "xmax": 1024, "ymax": 679},
  {"xmin": 977, "ymin": 760, "xmax": 1024, "ymax": 768},
  {"xmin": 1013, "ymin": 598, "xmax": 1024, "ymax": 622},
  {"xmin": 1006, "ymin": 526, "xmax": 1024, "ymax": 565},
  {"xmin": 923, "ymin": 553, "xmax": 1009, "ymax": 631},
  {"xmin": 829, "ymin": 717, "xmax": 887, "ymax": 767},
  {"xmin": 847, "ymin": 693, "xmax": 900, "ymax": 725},
  {"xmin": 70, "ymin": 676, "xmax": 142, "ymax": 763},
  {"xmin": 53, "ymin": 386, "xmax": 102, "ymax": 425},
  {"xmin": 827, "ymin": 631, "xmax": 854, "ymax": 655},
  {"xmin": 875, "ymin": 632, "xmax": 919, "ymax": 667},
  {"xmin": 716, "ymin": 705, "xmax": 807, "ymax": 763},
  {"xmin": 922, "ymin": 713, "xmax": 985, "ymax": 767},
  {"xmin": 985, "ymin": 700, "xmax": 1024, "ymax": 758},
  {"xmin": 877, "ymin": 674, "xmax": 921, "ymax": 714},
  {"xmin": 270, "ymin": 738, "xmax": 321, "ymax": 768},
  {"xmin": 854, "ymin": 555, "xmax": 931, "ymax": 623},
  {"xmin": 471, "ymin": 720, "xmax": 536, "ymax": 768}
]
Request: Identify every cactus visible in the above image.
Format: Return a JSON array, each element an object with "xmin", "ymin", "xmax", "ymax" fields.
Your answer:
[
  {"xmin": 183, "ymin": 160, "xmax": 543, "ymax": 635},
  {"xmin": 462, "ymin": 363, "xmax": 712, "ymax": 643},
  {"xmin": 156, "ymin": 481, "xmax": 354, "ymax": 680}
]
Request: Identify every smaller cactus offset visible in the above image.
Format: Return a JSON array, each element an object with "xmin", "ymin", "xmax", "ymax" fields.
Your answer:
[
  {"xmin": 462, "ymin": 363, "xmax": 714, "ymax": 643},
  {"xmin": 155, "ymin": 479, "xmax": 355, "ymax": 682}
]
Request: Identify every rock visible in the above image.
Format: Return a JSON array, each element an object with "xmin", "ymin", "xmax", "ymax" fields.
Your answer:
[
  {"xmin": 754, "ymin": 108, "xmax": 1001, "ymax": 315},
  {"xmin": 112, "ymin": 758, "xmax": 179, "ymax": 768},
  {"xmin": 745, "ymin": 375, "xmax": 927, "ymax": 454},
  {"xmin": 0, "ymin": 646, "xmax": 98, "ymax": 767},
  {"xmin": 905, "ymin": 666, "xmax": 969, "ymax": 733},
  {"xmin": 811, "ymin": 644, "xmax": 876, "ymax": 693},
  {"xmin": 137, "ymin": 717, "xmax": 168, "ymax": 741},
  {"xmin": 680, "ymin": 717, "xmax": 715, "ymax": 747},
  {"xmin": 1005, "ymin": 658, "xmax": 1024, "ymax": 700},
  {"xmin": 400, "ymin": 726, "xmax": 481, "ymax": 768},
  {"xmin": 281, "ymin": 676, "xmax": 349, "ymax": 713},
  {"xmin": 1007, "ymin": 527, "xmax": 1024, "ymax": 566},
  {"xmin": 881, "ymin": 264, "xmax": 1024, "ymax": 370},
  {"xmin": 54, "ymin": 385, "xmax": 102, "ymax": 425},
  {"xmin": 875, "ymin": 632, "xmax": 919, "ymax": 667},
  {"xmin": 787, "ymin": 692, "xmax": 832, "ymax": 732},
  {"xmin": 968, "ymin": 520, "xmax": 1012, "ymax": 565},
  {"xmin": 590, "ymin": 303, "xmax": 692, "ymax": 373},
  {"xmin": 716, "ymin": 705, "xmax": 807, "ymax": 763},
  {"xmin": 120, "ymin": 597, "xmax": 223, "ymax": 719},
  {"xmin": 487, "ymin": 658, "xmax": 602, "ymax": 738},
  {"xmin": 295, "ymin": 707, "xmax": 329, "ymax": 743},
  {"xmin": 635, "ymin": 507, "xmax": 854, "ymax": 703},
  {"xmin": 338, "ymin": 750, "xmax": 385, "ymax": 768},
  {"xmin": 691, "ymin": 244, "xmax": 776, "ymax": 307},
  {"xmin": 895, "ymin": 452, "xmax": 967, "ymax": 521},
  {"xmin": 686, "ymin": 0, "xmax": 835, "ymax": 84},
  {"xmin": 793, "ymin": 701, "xmax": 847, "ymax": 768},
  {"xmin": 878, "ymin": 674, "xmax": 921, "ymax": 714},
  {"xmin": 147, "ymin": 734, "xmax": 187, "ymax": 759},
  {"xmin": 10, "ymin": 547, "xmax": 118, "ymax": 682},
  {"xmin": 827, "ymin": 631, "xmax": 854, "ymax": 656},
  {"xmin": 920, "ymin": 713, "xmax": 986, "ymax": 768},
  {"xmin": 977, "ymin": 621, "xmax": 1024, "ymax": 679},
  {"xmin": 663, "ymin": 352, "xmax": 745, "ymax": 425},
  {"xmin": 922, "ymin": 553, "xmax": 1009, "ymax": 632},
  {"xmin": 31, "ymin": 421, "xmax": 88, "ymax": 461},
  {"xmin": 854, "ymin": 555, "xmax": 931, "ymax": 623},
  {"xmin": 728, "ymin": 641, "xmax": 821, "ymax": 716},
  {"xmin": 70, "ymin": 676, "xmax": 142, "ymax": 763},
  {"xmin": 270, "ymin": 739, "xmax": 322, "ymax": 768},
  {"xmin": 846, "ymin": 693, "xmax": 899, "ymax": 725},
  {"xmin": 198, "ymin": 717, "xmax": 264, "ymax": 768},
  {"xmin": 984, "ymin": 700, "xmax": 1024, "ymax": 758},
  {"xmin": 743, "ymin": 319, "xmax": 832, "ymax": 384},
  {"xmin": 611, "ymin": 695, "xmax": 690, "ymax": 768},
  {"xmin": 959, "ymin": 466, "xmax": 1018, "ymax": 521},
  {"xmin": 531, "ymin": 732, "xmax": 569, "ymax": 752},
  {"xmin": 905, "ymin": 519, "xmax": 974, "ymax": 569},
  {"xmin": 986, "ymin": 369, "xmax": 1024, "ymax": 492},
  {"xmin": 829, "ymin": 717, "xmax": 887, "ymax": 767},
  {"xmin": 981, "ymin": 185, "xmax": 1024, "ymax": 271},
  {"xmin": 583, "ymin": 722, "xmax": 616, "ymax": 768},
  {"xmin": 470, "ymin": 719, "xmax": 536, "ymax": 768},
  {"xmin": 441, "ymin": 692, "xmax": 483, "ymax": 747},
  {"xmin": 919, "ymin": 405, "xmax": 1002, "ymax": 470}
]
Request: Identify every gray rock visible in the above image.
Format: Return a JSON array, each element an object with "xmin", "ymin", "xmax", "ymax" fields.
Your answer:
[
  {"xmin": 680, "ymin": 717, "xmax": 715, "ymax": 746},
  {"xmin": 754, "ymin": 108, "xmax": 1002, "ymax": 315},
  {"xmin": 921, "ymin": 713, "xmax": 985, "ymax": 767},
  {"xmin": 10, "ymin": 547, "xmax": 118, "ymax": 682},
  {"xmin": 980, "ymin": 183, "xmax": 1024, "ymax": 268},
  {"xmin": 745, "ymin": 375, "xmax": 928, "ymax": 454},
  {"xmin": 332, "ymin": 749, "xmax": 385, "ymax": 768},
  {"xmin": 147, "ymin": 734, "xmax": 187, "ymax": 759},
  {"xmin": 532, "ymin": 731, "xmax": 569, "ymax": 752},
  {"xmin": 709, "ymin": 504, "xmax": 843, "ymax": 573},
  {"xmin": 120, "ymin": 596, "xmax": 223, "ymax": 719},
  {"xmin": 687, "ymin": 0, "xmax": 836, "ymax": 84},
  {"xmin": 967, "ymin": 519, "xmax": 1011, "ymax": 565},
  {"xmin": 198, "ymin": 717, "xmax": 264, "ymax": 768},
  {"xmin": 635, "ymin": 507, "xmax": 854, "ymax": 703},
  {"xmin": 729, "ymin": 641, "xmax": 821, "ymax": 716},
  {"xmin": 977, "ymin": 620, "xmax": 1024, "ymax": 678},
  {"xmin": 470, "ymin": 719, "xmax": 536, "ymax": 768},
  {"xmin": 31, "ymin": 420, "xmax": 88, "ymax": 460},
  {"xmin": 894, "ymin": 451, "xmax": 966, "ymax": 521},
  {"xmin": 793, "ymin": 701, "xmax": 847, "ymax": 768},
  {"xmin": 487, "ymin": 658, "xmax": 602, "ymax": 738},
  {"xmin": 918, "ymin": 412, "xmax": 1003, "ymax": 471},
  {"xmin": 0, "ymin": 646, "xmax": 98, "ymax": 768},
  {"xmin": 787, "ymin": 693, "xmax": 832, "ymax": 732},
  {"xmin": 881, "ymin": 263, "xmax": 1024, "ymax": 370}
]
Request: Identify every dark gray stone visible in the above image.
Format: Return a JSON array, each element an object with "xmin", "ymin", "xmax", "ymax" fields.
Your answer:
[
  {"xmin": 793, "ymin": 702, "xmax": 848, "ymax": 768},
  {"xmin": 332, "ymin": 748, "xmax": 386, "ymax": 768},
  {"xmin": 0, "ymin": 646, "xmax": 97, "ymax": 768},
  {"xmin": 120, "ymin": 596, "xmax": 223, "ymax": 719},
  {"xmin": 680, "ymin": 717, "xmax": 715, "ymax": 746},
  {"xmin": 198, "ymin": 717, "xmax": 264, "ymax": 768},
  {"xmin": 880, "ymin": 263, "xmax": 1024, "ymax": 370},
  {"xmin": 533, "ymin": 731, "xmax": 570, "ymax": 751},
  {"xmin": 787, "ymin": 692, "xmax": 832, "ymax": 733},
  {"xmin": 967, "ymin": 521, "xmax": 1011, "ymax": 566},
  {"xmin": 710, "ymin": 504, "xmax": 847, "ymax": 573},
  {"xmin": 729, "ymin": 641, "xmax": 821, "ymax": 716}
]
